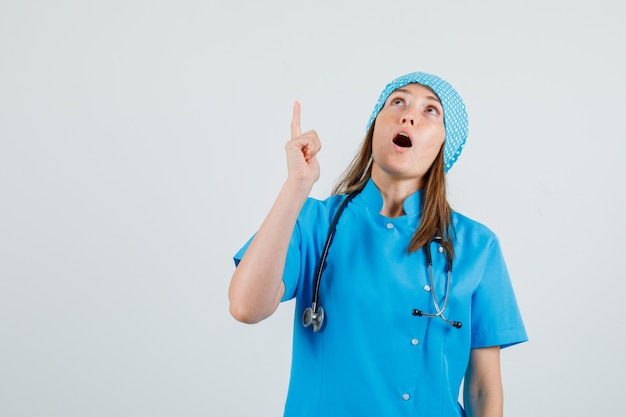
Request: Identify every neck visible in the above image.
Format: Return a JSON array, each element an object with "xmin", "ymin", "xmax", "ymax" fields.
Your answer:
[{"xmin": 371, "ymin": 171, "xmax": 423, "ymax": 218}]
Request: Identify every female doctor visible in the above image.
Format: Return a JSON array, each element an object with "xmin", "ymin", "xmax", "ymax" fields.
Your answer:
[{"xmin": 229, "ymin": 71, "xmax": 527, "ymax": 417}]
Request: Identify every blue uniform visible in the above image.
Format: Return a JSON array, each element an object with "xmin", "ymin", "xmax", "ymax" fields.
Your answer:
[{"xmin": 234, "ymin": 179, "xmax": 527, "ymax": 416}]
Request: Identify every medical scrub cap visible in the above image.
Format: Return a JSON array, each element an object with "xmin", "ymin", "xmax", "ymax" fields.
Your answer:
[{"xmin": 366, "ymin": 71, "xmax": 469, "ymax": 173}]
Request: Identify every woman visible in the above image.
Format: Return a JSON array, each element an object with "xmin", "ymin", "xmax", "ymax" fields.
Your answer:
[{"xmin": 229, "ymin": 71, "xmax": 527, "ymax": 416}]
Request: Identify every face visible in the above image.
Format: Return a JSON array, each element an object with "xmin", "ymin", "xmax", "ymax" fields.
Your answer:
[{"xmin": 371, "ymin": 83, "xmax": 445, "ymax": 187}]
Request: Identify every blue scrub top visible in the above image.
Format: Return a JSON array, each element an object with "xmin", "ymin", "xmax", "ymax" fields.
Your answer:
[{"xmin": 234, "ymin": 179, "xmax": 527, "ymax": 417}]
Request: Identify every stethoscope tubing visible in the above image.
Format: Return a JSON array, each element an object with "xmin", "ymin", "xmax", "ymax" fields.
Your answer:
[
  {"xmin": 413, "ymin": 236, "xmax": 462, "ymax": 328},
  {"xmin": 311, "ymin": 192, "xmax": 359, "ymax": 308}
]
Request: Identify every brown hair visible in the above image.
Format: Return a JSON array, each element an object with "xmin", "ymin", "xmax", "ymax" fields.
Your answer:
[{"xmin": 332, "ymin": 123, "xmax": 455, "ymax": 258}]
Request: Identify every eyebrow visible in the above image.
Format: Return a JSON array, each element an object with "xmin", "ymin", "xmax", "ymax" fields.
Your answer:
[{"xmin": 394, "ymin": 88, "xmax": 442, "ymax": 104}]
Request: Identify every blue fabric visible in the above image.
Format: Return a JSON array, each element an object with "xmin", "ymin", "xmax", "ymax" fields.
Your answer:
[
  {"xmin": 234, "ymin": 180, "xmax": 527, "ymax": 417},
  {"xmin": 366, "ymin": 72, "xmax": 469, "ymax": 173}
]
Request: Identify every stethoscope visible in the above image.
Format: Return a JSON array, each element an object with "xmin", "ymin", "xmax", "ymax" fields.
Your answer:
[
  {"xmin": 412, "ymin": 236, "xmax": 462, "ymax": 329},
  {"xmin": 302, "ymin": 192, "xmax": 462, "ymax": 333}
]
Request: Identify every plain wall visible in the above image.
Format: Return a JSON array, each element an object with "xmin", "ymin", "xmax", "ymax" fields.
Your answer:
[{"xmin": 1, "ymin": 0, "xmax": 625, "ymax": 415}]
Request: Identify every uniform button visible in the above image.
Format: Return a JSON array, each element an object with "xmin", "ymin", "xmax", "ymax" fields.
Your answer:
[
  {"xmin": 438, "ymin": 246, "xmax": 444, "ymax": 253},
  {"xmin": 402, "ymin": 393, "xmax": 410, "ymax": 401},
  {"xmin": 386, "ymin": 222, "xmax": 394, "ymax": 229},
  {"xmin": 423, "ymin": 285, "xmax": 431, "ymax": 292},
  {"xmin": 411, "ymin": 338, "xmax": 419, "ymax": 346}
]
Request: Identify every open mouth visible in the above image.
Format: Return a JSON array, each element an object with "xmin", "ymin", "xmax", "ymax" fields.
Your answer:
[{"xmin": 392, "ymin": 133, "xmax": 412, "ymax": 148}]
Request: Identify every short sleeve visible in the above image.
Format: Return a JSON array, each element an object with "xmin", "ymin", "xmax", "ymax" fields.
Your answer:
[
  {"xmin": 470, "ymin": 237, "xmax": 528, "ymax": 349},
  {"xmin": 232, "ymin": 223, "xmax": 303, "ymax": 303}
]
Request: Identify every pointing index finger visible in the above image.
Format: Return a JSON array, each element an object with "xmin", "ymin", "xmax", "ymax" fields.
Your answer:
[{"xmin": 291, "ymin": 100, "xmax": 301, "ymax": 140}]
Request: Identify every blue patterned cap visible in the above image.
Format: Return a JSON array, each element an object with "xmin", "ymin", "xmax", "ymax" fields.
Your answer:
[{"xmin": 366, "ymin": 72, "xmax": 469, "ymax": 173}]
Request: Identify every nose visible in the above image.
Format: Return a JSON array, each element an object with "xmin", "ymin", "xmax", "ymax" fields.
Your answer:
[{"xmin": 401, "ymin": 110, "xmax": 416, "ymax": 126}]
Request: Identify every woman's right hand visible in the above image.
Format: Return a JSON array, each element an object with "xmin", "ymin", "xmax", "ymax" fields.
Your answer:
[
  {"xmin": 285, "ymin": 101, "xmax": 321, "ymax": 187},
  {"xmin": 229, "ymin": 101, "xmax": 320, "ymax": 324}
]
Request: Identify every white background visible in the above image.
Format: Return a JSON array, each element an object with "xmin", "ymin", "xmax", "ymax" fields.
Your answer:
[{"xmin": 1, "ymin": 0, "xmax": 625, "ymax": 416}]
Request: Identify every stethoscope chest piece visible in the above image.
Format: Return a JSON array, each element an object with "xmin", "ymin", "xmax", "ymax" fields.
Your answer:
[{"xmin": 302, "ymin": 304, "xmax": 325, "ymax": 332}]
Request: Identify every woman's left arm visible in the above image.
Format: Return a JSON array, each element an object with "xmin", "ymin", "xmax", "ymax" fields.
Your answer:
[{"xmin": 463, "ymin": 346, "xmax": 503, "ymax": 417}]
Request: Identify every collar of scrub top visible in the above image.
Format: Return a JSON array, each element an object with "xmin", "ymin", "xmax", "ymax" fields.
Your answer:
[{"xmin": 357, "ymin": 179, "xmax": 423, "ymax": 218}]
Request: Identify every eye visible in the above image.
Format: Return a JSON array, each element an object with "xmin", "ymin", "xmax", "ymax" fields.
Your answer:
[
  {"xmin": 425, "ymin": 106, "xmax": 441, "ymax": 116},
  {"xmin": 389, "ymin": 96, "xmax": 406, "ymax": 107}
]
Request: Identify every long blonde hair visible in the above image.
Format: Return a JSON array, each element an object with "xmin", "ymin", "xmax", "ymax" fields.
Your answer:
[{"xmin": 332, "ymin": 123, "xmax": 455, "ymax": 258}]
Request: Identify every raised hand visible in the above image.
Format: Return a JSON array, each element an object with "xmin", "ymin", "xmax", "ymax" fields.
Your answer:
[
  {"xmin": 285, "ymin": 101, "xmax": 321, "ymax": 186},
  {"xmin": 229, "ymin": 101, "xmax": 323, "ymax": 323}
]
